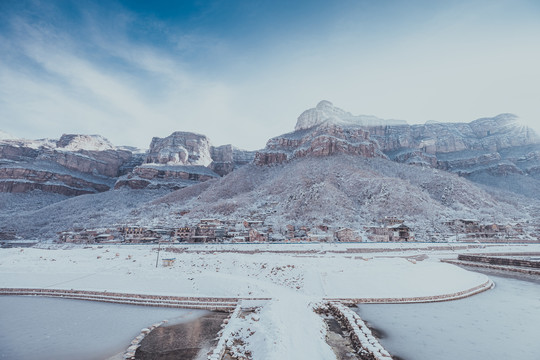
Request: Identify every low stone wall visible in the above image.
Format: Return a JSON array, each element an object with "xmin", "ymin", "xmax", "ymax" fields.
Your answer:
[
  {"xmin": 321, "ymin": 302, "xmax": 392, "ymax": 360},
  {"xmin": 123, "ymin": 320, "xmax": 168, "ymax": 360},
  {"xmin": 166, "ymin": 244, "xmax": 487, "ymax": 256},
  {"xmin": 207, "ymin": 303, "xmax": 243, "ymax": 360},
  {"xmin": 1, "ymin": 284, "xmax": 492, "ymax": 308},
  {"xmin": 457, "ymin": 254, "xmax": 540, "ymax": 269},
  {"xmin": 443, "ymin": 259, "xmax": 540, "ymax": 276},
  {"xmin": 326, "ymin": 280, "xmax": 493, "ymax": 305},
  {"xmin": 0, "ymin": 288, "xmax": 239, "ymax": 311}
]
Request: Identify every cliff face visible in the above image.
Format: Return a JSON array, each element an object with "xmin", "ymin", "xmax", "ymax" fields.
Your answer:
[
  {"xmin": 378, "ymin": 114, "xmax": 540, "ymax": 177},
  {"xmin": 116, "ymin": 132, "xmax": 255, "ymax": 190},
  {"xmin": 146, "ymin": 132, "xmax": 213, "ymax": 166},
  {"xmin": 255, "ymin": 123, "xmax": 386, "ymax": 165},
  {"xmin": 0, "ymin": 135, "xmax": 132, "ymax": 196},
  {"xmin": 2, "ymin": 102, "xmax": 538, "ymax": 198},
  {"xmin": 257, "ymin": 101, "xmax": 540, "ymax": 182},
  {"xmin": 0, "ymin": 165, "xmax": 112, "ymax": 195},
  {"xmin": 210, "ymin": 145, "xmax": 256, "ymax": 176}
]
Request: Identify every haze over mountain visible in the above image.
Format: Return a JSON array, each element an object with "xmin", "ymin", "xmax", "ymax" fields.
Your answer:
[{"xmin": 1, "ymin": 102, "xmax": 539, "ymax": 241}]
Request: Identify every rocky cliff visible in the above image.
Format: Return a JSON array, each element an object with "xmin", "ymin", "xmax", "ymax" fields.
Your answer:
[
  {"xmin": 377, "ymin": 114, "xmax": 540, "ymax": 177},
  {"xmin": 146, "ymin": 132, "xmax": 213, "ymax": 166},
  {"xmin": 255, "ymin": 123, "xmax": 387, "ymax": 165},
  {"xmin": 0, "ymin": 134, "xmax": 132, "ymax": 195},
  {"xmin": 256, "ymin": 101, "xmax": 540, "ymax": 188},
  {"xmin": 116, "ymin": 131, "xmax": 255, "ymax": 190},
  {"xmin": 210, "ymin": 145, "xmax": 257, "ymax": 176},
  {"xmin": 2, "ymin": 102, "xmax": 538, "ymax": 199}
]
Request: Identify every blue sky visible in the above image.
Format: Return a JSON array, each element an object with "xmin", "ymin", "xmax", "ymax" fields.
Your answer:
[{"xmin": 1, "ymin": 0, "xmax": 539, "ymax": 149}]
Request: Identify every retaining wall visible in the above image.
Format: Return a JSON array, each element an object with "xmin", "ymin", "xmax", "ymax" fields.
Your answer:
[
  {"xmin": 123, "ymin": 320, "xmax": 167, "ymax": 360},
  {"xmin": 326, "ymin": 280, "xmax": 493, "ymax": 305},
  {"xmin": 0, "ymin": 288, "xmax": 242, "ymax": 311},
  {"xmin": 321, "ymin": 302, "xmax": 392, "ymax": 360},
  {"xmin": 207, "ymin": 303, "xmax": 243, "ymax": 360},
  {"xmin": 457, "ymin": 254, "xmax": 540, "ymax": 269},
  {"xmin": 443, "ymin": 259, "xmax": 540, "ymax": 276}
]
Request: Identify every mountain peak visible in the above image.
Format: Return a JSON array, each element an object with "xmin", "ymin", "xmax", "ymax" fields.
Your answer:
[
  {"xmin": 56, "ymin": 134, "xmax": 116, "ymax": 151},
  {"xmin": 295, "ymin": 101, "xmax": 407, "ymax": 131}
]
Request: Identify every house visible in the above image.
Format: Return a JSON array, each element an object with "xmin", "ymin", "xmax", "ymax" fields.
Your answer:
[
  {"xmin": 389, "ymin": 223, "xmax": 412, "ymax": 242},
  {"xmin": 334, "ymin": 228, "xmax": 362, "ymax": 242},
  {"xmin": 248, "ymin": 228, "xmax": 267, "ymax": 242},
  {"xmin": 307, "ymin": 231, "xmax": 332, "ymax": 242},
  {"xmin": 162, "ymin": 258, "xmax": 176, "ymax": 267},
  {"xmin": 174, "ymin": 227, "xmax": 192, "ymax": 241},
  {"xmin": 243, "ymin": 220, "xmax": 264, "ymax": 228},
  {"xmin": 366, "ymin": 226, "xmax": 390, "ymax": 242}
]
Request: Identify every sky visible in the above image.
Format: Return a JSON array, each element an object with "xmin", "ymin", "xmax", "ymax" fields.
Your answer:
[{"xmin": 1, "ymin": 0, "xmax": 539, "ymax": 150}]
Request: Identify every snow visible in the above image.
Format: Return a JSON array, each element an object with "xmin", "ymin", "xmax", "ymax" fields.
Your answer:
[
  {"xmin": 56, "ymin": 134, "xmax": 116, "ymax": 152},
  {"xmin": 0, "ymin": 246, "xmax": 490, "ymax": 299},
  {"xmin": 1, "ymin": 243, "xmax": 539, "ymax": 359},
  {"xmin": 295, "ymin": 101, "xmax": 407, "ymax": 131},
  {"xmin": 140, "ymin": 163, "xmax": 220, "ymax": 177},
  {"xmin": 228, "ymin": 296, "xmax": 336, "ymax": 360}
]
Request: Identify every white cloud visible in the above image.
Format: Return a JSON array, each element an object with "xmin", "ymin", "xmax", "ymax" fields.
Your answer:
[{"xmin": 1, "ymin": 0, "xmax": 539, "ymax": 150}]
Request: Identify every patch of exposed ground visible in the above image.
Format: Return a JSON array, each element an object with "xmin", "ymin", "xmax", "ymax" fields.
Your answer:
[
  {"xmin": 322, "ymin": 314, "xmax": 359, "ymax": 360},
  {"xmin": 135, "ymin": 311, "xmax": 228, "ymax": 360}
]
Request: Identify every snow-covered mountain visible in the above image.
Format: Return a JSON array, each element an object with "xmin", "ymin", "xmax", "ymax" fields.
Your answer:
[
  {"xmin": 1, "ymin": 101, "xmax": 539, "ymax": 241},
  {"xmin": 0, "ymin": 134, "xmax": 131, "ymax": 196},
  {"xmin": 55, "ymin": 134, "xmax": 116, "ymax": 152},
  {"xmin": 295, "ymin": 100, "xmax": 407, "ymax": 131},
  {"xmin": 256, "ymin": 101, "xmax": 540, "ymax": 198},
  {"xmin": 115, "ymin": 131, "xmax": 256, "ymax": 190}
]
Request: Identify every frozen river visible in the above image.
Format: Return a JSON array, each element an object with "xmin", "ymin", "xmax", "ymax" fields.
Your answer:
[
  {"xmin": 0, "ymin": 296, "xmax": 207, "ymax": 360},
  {"xmin": 355, "ymin": 273, "xmax": 540, "ymax": 360}
]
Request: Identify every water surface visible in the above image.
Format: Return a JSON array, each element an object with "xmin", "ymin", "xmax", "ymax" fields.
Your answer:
[
  {"xmin": 356, "ymin": 274, "xmax": 540, "ymax": 360},
  {"xmin": 0, "ymin": 296, "xmax": 207, "ymax": 360}
]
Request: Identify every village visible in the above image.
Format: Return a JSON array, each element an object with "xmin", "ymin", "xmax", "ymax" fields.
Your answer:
[{"xmin": 57, "ymin": 216, "xmax": 534, "ymax": 245}]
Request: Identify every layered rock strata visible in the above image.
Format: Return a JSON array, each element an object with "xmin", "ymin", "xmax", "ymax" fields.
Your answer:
[
  {"xmin": 117, "ymin": 132, "xmax": 255, "ymax": 189},
  {"xmin": 256, "ymin": 101, "xmax": 540, "ymax": 180},
  {"xmin": 0, "ymin": 134, "xmax": 132, "ymax": 195}
]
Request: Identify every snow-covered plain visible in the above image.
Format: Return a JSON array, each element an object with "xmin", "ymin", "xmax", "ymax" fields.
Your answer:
[
  {"xmin": 0, "ymin": 245, "xmax": 491, "ymax": 298},
  {"xmin": 1, "ymin": 243, "xmax": 538, "ymax": 360}
]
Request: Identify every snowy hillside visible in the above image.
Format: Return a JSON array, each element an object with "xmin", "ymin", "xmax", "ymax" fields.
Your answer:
[{"xmin": 136, "ymin": 155, "xmax": 537, "ymax": 240}]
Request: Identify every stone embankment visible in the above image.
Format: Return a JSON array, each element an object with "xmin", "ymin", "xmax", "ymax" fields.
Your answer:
[
  {"xmin": 123, "ymin": 320, "xmax": 168, "ymax": 360},
  {"xmin": 457, "ymin": 254, "xmax": 540, "ymax": 268},
  {"xmin": 319, "ymin": 302, "xmax": 393, "ymax": 360},
  {"xmin": 166, "ymin": 244, "xmax": 487, "ymax": 256},
  {"xmin": 327, "ymin": 279, "xmax": 493, "ymax": 305},
  {"xmin": 443, "ymin": 254, "xmax": 540, "ymax": 275},
  {"xmin": 207, "ymin": 303, "xmax": 243, "ymax": 360},
  {"xmin": 0, "ymin": 288, "xmax": 240, "ymax": 311}
]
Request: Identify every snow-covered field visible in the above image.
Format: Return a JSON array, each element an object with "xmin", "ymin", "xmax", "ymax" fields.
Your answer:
[
  {"xmin": 0, "ymin": 243, "xmax": 538, "ymax": 360},
  {"xmin": 0, "ymin": 244, "xmax": 495, "ymax": 298}
]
